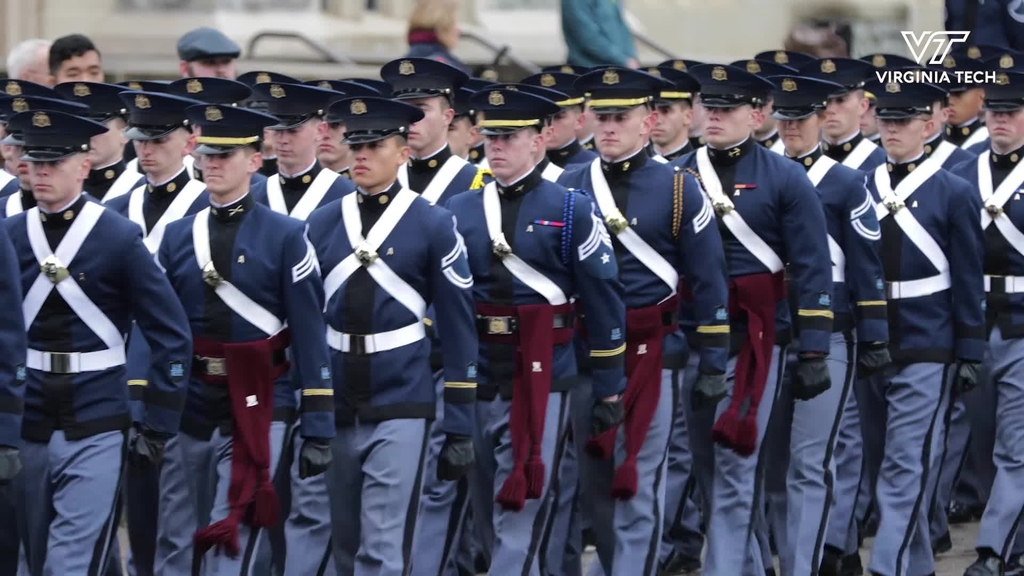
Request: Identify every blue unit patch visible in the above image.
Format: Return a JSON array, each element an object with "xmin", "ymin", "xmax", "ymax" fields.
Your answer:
[
  {"xmin": 320, "ymin": 364, "xmax": 331, "ymax": 381},
  {"xmin": 818, "ymin": 292, "xmax": 831, "ymax": 307},
  {"xmin": 169, "ymin": 361, "xmax": 184, "ymax": 379},
  {"xmin": 611, "ymin": 328, "xmax": 621, "ymax": 341},
  {"xmin": 715, "ymin": 306, "xmax": 728, "ymax": 321},
  {"xmin": 981, "ymin": 299, "xmax": 987, "ymax": 312},
  {"xmin": 467, "ymin": 363, "xmax": 478, "ymax": 379},
  {"xmin": 15, "ymin": 365, "xmax": 25, "ymax": 382},
  {"xmin": 876, "ymin": 278, "xmax": 884, "ymax": 291}
]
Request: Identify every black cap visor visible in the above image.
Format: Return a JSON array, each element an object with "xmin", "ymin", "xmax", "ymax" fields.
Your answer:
[
  {"xmin": 21, "ymin": 145, "xmax": 86, "ymax": 162},
  {"xmin": 875, "ymin": 106, "xmax": 931, "ymax": 120},
  {"xmin": 1, "ymin": 131, "xmax": 24, "ymax": 146},
  {"xmin": 125, "ymin": 124, "xmax": 182, "ymax": 142},
  {"xmin": 342, "ymin": 128, "xmax": 410, "ymax": 145},
  {"xmin": 984, "ymin": 98, "xmax": 1024, "ymax": 112},
  {"xmin": 772, "ymin": 106, "xmax": 821, "ymax": 120},
  {"xmin": 268, "ymin": 113, "xmax": 318, "ymax": 131},
  {"xmin": 392, "ymin": 88, "xmax": 451, "ymax": 101}
]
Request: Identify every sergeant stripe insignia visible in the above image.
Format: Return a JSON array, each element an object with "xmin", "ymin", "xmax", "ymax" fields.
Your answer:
[
  {"xmin": 578, "ymin": 204, "xmax": 613, "ymax": 261},
  {"xmin": 851, "ymin": 187, "xmax": 881, "ymax": 241},
  {"xmin": 692, "ymin": 195, "xmax": 714, "ymax": 235},
  {"xmin": 291, "ymin": 234, "xmax": 320, "ymax": 284},
  {"xmin": 441, "ymin": 217, "xmax": 474, "ymax": 289}
]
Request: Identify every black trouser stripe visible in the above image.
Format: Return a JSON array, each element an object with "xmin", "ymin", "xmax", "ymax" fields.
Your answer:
[
  {"xmin": 643, "ymin": 372, "xmax": 674, "ymax": 576},
  {"xmin": 523, "ymin": 393, "xmax": 569, "ymax": 576},
  {"xmin": 895, "ymin": 365, "xmax": 950, "ymax": 576},
  {"xmin": 403, "ymin": 420, "xmax": 432, "ymax": 572},
  {"xmin": 746, "ymin": 348, "xmax": 788, "ymax": 560},
  {"xmin": 927, "ymin": 385, "xmax": 961, "ymax": 526},
  {"xmin": 666, "ymin": 368, "xmax": 693, "ymax": 537},
  {"xmin": 316, "ymin": 536, "xmax": 333, "ymax": 576},
  {"xmin": 438, "ymin": 475, "xmax": 471, "ymax": 575},
  {"xmin": 88, "ymin": 432, "xmax": 128, "ymax": 576},
  {"xmin": 810, "ymin": 334, "xmax": 855, "ymax": 574}
]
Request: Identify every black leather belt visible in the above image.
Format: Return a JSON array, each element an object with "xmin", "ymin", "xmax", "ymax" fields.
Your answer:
[{"xmin": 476, "ymin": 313, "xmax": 573, "ymax": 336}]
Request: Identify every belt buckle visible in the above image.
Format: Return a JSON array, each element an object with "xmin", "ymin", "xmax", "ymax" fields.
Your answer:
[
  {"xmin": 487, "ymin": 316, "xmax": 512, "ymax": 335},
  {"xmin": 202, "ymin": 261, "xmax": 224, "ymax": 288},
  {"xmin": 993, "ymin": 276, "xmax": 1007, "ymax": 293},
  {"xmin": 48, "ymin": 352, "xmax": 75, "ymax": 374},
  {"xmin": 198, "ymin": 356, "xmax": 227, "ymax": 376},
  {"xmin": 350, "ymin": 335, "xmax": 369, "ymax": 355},
  {"xmin": 885, "ymin": 281, "xmax": 898, "ymax": 299}
]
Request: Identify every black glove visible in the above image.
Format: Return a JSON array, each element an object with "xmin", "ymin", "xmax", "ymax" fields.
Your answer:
[
  {"xmin": 298, "ymin": 439, "xmax": 332, "ymax": 479},
  {"xmin": 857, "ymin": 342, "xmax": 891, "ymax": 377},
  {"xmin": 437, "ymin": 434, "xmax": 475, "ymax": 481},
  {"xmin": 691, "ymin": 371, "xmax": 727, "ymax": 410},
  {"xmin": 128, "ymin": 428, "xmax": 168, "ymax": 469},
  {"xmin": 0, "ymin": 447, "xmax": 21, "ymax": 484},
  {"xmin": 953, "ymin": 361, "xmax": 981, "ymax": 395},
  {"xmin": 792, "ymin": 355, "xmax": 832, "ymax": 401},
  {"xmin": 591, "ymin": 397, "xmax": 624, "ymax": 436}
]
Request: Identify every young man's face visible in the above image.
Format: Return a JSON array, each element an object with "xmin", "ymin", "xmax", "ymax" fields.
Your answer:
[
  {"xmin": 447, "ymin": 117, "xmax": 475, "ymax": 159},
  {"xmin": 53, "ymin": 50, "xmax": 103, "ymax": 83}
]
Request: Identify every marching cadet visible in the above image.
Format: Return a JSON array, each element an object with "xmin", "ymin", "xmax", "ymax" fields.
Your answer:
[
  {"xmin": 730, "ymin": 59, "xmax": 798, "ymax": 153},
  {"xmin": 0, "ymin": 216, "xmax": 25, "ymax": 576},
  {"xmin": 520, "ymin": 71, "xmax": 598, "ymax": 168},
  {"xmin": 250, "ymin": 82, "xmax": 355, "ymax": 221},
  {"xmin": 103, "ymin": 90, "xmax": 209, "ymax": 576},
  {"xmin": 53, "ymin": 81, "xmax": 143, "ymax": 203},
  {"xmin": 944, "ymin": 49, "xmax": 989, "ymax": 151},
  {"xmin": 3, "ymin": 109, "xmax": 191, "ymax": 575},
  {"xmin": 462, "ymin": 78, "xmax": 493, "ymax": 166},
  {"xmin": 671, "ymin": 63, "xmax": 834, "ymax": 575},
  {"xmin": 446, "ymin": 87, "xmax": 626, "ymax": 575},
  {"xmin": 487, "ymin": 82, "xmax": 575, "ymax": 181},
  {"xmin": 541, "ymin": 66, "xmax": 599, "ymax": 153},
  {"xmin": 859, "ymin": 79, "xmax": 985, "ymax": 576},
  {"xmin": 380, "ymin": 58, "xmax": 480, "ymax": 205},
  {"xmin": 765, "ymin": 75, "xmax": 890, "ymax": 576},
  {"xmin": 0, "ymin": 95, "xmax": 91, "ymax": 218},
  {"xmin": 157, "ymin": 102, "xmax": 335, "ymax": 574},
  {"xmin": 647, "ymin": 66, "xmax": 700, "ymax": 161},
  {"xmin": 952, "ymin": 69, "xmax": 1024, "ymax": 576},
  {"xmin": 305, "ymin": 95, "xmax": 478, "ymax": 576},
  {"xmin": 449, "ymin": 86, "xmax": 479, "ymax": 160},
  {"xmin": 0, "ymin": 116, "xmax": 16, "ymax": 195},
  {"xmin": 312, "ymin": 80, "xmax": 383, "ymax": 180},
  {"xmin": 863, "ymin": 90, "xmax": 881, "ymax": 143},
  {"xmin": 557, "ymin": 67, "xmax": 730, "ymax": 576}
]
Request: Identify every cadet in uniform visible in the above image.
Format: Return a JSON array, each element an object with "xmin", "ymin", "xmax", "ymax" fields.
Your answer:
[
  {"xmin": 542, "ymin": 66, "xmax": 599, "ymax": 153},
  {"xmin": 311, "ymin": 80, "xmax": 382, "ymax": 179},
  {"xmin": 765, "ymin": 75, "xmax": 890, "ymax": 576},
  {"xmin": 520, "ymin": 72, "xmax": 597, "ymax": 169},
  {"xmin": 4, "ymin": 109, "xmax": 192, "ymax": 576},
  {"xmin": 954, "ymin": 69, "xmax": 1024, "ymax": 576},
  {"xmin": 0, "ymin": 212, "xmax": 26, "ymax": 576},
  {"xmin": 672, "ymin": 64, "xmax": 834, "ymax": 575},
  {"xmin": 305, "ymin": 95, "xmax": 478, "ymax": 576},
  {"xmin": 236, "ymin": 70, "xmax": 301, "ymax": 179},
  {"xmin": 647, "ymin": 66, "xmax": 700, "ymax": 162},
  {"xmin": 380, "ymin": 58, "xmax": 480, "ymax": 206},
  {"xmin": 157, "ymin": 103, "xmax": 335, "ymax": 575},
  {"xmin": 557, "ymin": 67, "xmax": 730, "ymax": 576},
  {"xmin": 859, "ymin": 79, "xmax": 985, "ymax": 576},
  {"xmin": 106, "ymin": 90, "xmax": 210, "ymax": 576},
  {"xmin": 449, "ymin": 86, "xmax": 478, "ymax": 161},
  {"xmin": 729, "ymin": 59, "xmax": 797, "ymax": 153},
  {"xmin": 446, "ymin": 87, "xmax": 626, "ymax": 575},
  {"xmin": 945, "ymin": 49, "xmax": 990, "ymax": 151}
]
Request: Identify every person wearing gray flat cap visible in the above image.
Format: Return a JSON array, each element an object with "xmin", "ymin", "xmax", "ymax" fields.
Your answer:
[{"xmin": 177, "ymin": 27, "xmax": 240, "ymax": 80}]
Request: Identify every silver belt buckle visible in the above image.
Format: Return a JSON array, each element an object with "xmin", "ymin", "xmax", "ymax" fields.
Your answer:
[
  {"xmin": 885, "ymin": 281, "xmax": 899, "ymax": 299},
  {"xmin": 47, "ymin": 352, "xmax": 76, "ymax": 374},
  {"xmin": 486, "ymin": 316, "xmax": 512, "ymax": 335},
  {"xmin": 199, "ymin": 356, "xmax": 227, "ymax": 376}
]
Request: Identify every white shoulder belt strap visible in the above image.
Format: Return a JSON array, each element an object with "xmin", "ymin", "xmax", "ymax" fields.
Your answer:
[
  {"xmin": 192, "ymin": 209, "xmax": 285, "ymax": 337},
  {"xmin": 806, "ymin": 156, "xmax": 846, "ymax": 283},
  {"xmin": 587, "ymin": 158, "xmax": 678, "ymax": 295},
  {"xmin": 651, "ymin": 154, "xmax": 669, "ymax": 164},
  {"xmin": 978, "ymin": 151, "xmax": 1024, "ymax": 258},
  {"xmin": 843, "ymin": 139, "xmax": 877, "ymax": 170},
  {"xmin": 963, "ymin": 126, "xmax": 989, "ymax": 150},
  {"xmin": 0, "ymin": 169, "xmax": 14, "ymax": 190},
  {"xmin": 23, "ymin": 202, "xmax": 126, "ymax": 371},
  {"xmin": 695, "ymin": 147, "xmax": 784, "ymax": 273},
  {"xmin": 542, "ymin": 161, "xmax": 565, "ymax": 181},
  {"xmin": 770, "ymin": 139, "xmax": 785, "ymax": 155},
  {"xmin": 398, "ymin": 155, "xmax": 469, "ymax": 205},
  {"xmin": 266, "ymin": 168, "xmax": 340, "ymax": 220},
  {"xmin": 930, "ymin": 140, "xmax": 959, "ymax": 168},
  {"xmin": 483, "ymin": 182, "xmax": 568, "ymax": 305},
  {"xmin": 5, "ymin": 192, "xmax": 22, "ymax": 217},
  {"xmin": 130, "ymin": 179, "xmax": 207, "ymax": 254},
  {"xmin": 102, "ymin": 165, "xmax": 142, "ymax": 203}
]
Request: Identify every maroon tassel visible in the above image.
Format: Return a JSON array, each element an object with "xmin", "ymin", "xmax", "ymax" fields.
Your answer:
[
  {"xmin": 496, "ymin": 464, "xmax": 527, "ymax": 511},
  {"xmin": 585, "ymin": 428, "xmax": 616, "ymax": 460},
  {"xmin": 525, "ymin": 454, "xmax": 545, "ymax": 499},
  {"xmin": 251, "ymin": 481, "xmax": 280, "ymax": 528},
  {"xmin": 193, "ymin": 519, "xmax": 240, "ymax": 559},
  {"xmin": 610, "ymin": 457, "xmax": 639, "ymax": 500},
  {"xmin": 711, "ymin": 405, "xmax": 740, "ymax": 448}
]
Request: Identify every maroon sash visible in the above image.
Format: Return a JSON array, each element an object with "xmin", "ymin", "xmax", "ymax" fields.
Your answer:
[
  {"xmin": 191, "ymin": 330, "xmax": 290, "ymax": 558},
  {"xmin": 476, "ymin": 302, "xmax": 574, "ymax": 511}
]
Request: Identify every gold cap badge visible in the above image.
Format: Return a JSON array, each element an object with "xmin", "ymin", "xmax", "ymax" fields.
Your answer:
[
  {"xmin": 488, "ymin": 91, "xmax": 505, "ymax": 106},
  {"xmin": 269, "ymin": 84, "xmax": 286, "ymax": 98},
  {"xmin": 602, "ymin": 70, "xmax": 620, "ymax": 85},
  {"xmin": 135, "ymin": 94, "xmax": 151, "ymax": 109},
  {"xmin": 968, "ymin": 46, "xmax": 981, "ymax": 59},
  {"xmin": 255, "ymin": 72, "xmax": 271, "ymax": 84},
  {"xmin": 205, "ymin": 106, "xmax": 223, "ymax": 121},
  {"xmin": 997, "ymin": 72, "xmax": 1010, "ymax": 86},
  {"xmin": 774, "ymin": 51, "xmax": 788, "ymax": 64},
  {"xmin": 540, "ymin": 74, "xmax": 556, "ymax": 87},
  {"xmin": 11, "ymin": 98, "xmax": 27, "ymax": 113},
  {"xmin": 350, "ymin": 99, "xmax": 367, "ymax": 115},
  {"xmin": 73, "ymin": 83, "xmax": 91, "ymax": 97},
  {"xmin": 1002, "ymin": 54, "xmax": 1015, "ymax": 69},
  {"xmin": 821, "ymin": 59, "xmax": 836, "ymax": 74},
  {"xmin": 560, "ymin": 65, "xmax": 574, "ymax": 73},
  {"xmin": 646, "ymin": 67, "xmax": 662, "ymax": 76},
  {"xmin": 872, "ymin": 54, "xmax": 886, "ymax": 67},
  {"xmin": 711, "ymin": 67, "xmax": 728, "ymax": 82},
  {"xmin": 886, "ymin": 82, "xmax": 901, "ymax": 93},
  {"xmin": 781, "ymin": 78, "xmax": 797, "ymax": 92},
  {"xmin": 127, "ymin": 81, "xmax": 142, "ymax": 90},
  {"xmin": 673, "ymin": 60, "xmax": 686, "ymax": 71},
  {"xmin": 32, "ymin": 112, "xmax": 50, "ymax": 128},
  {"xmin": 318, "ymin": 81, "xmax": 332, "ymax": 89},
  {"xmin": 746, "ymin": 61, "xmax": 761, "ymax": 74},
  {"xmin": 398, "ymin": 60, "xmax": 416, "ymax": 75},
  {"xmin": 5, "ymin": 81, "xmax": 20, "ymax": 96},
  {"xmin": 187, "ymin": 78, "xmax": 203, "ymax": 93}
]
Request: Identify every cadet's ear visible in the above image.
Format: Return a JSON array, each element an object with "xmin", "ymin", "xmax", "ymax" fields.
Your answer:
[
  {"xmin": 640, "ymin": 106, "xmax": 656, "ymax": 136},
  {"xmin": 923, "ymin": 115, "xmax": 936, "ymax": 139},
  {"xmin": 574, "ymin": 108, "xmax": 588, "ymax": 132},
  {"xmin": 183, "ymin": 130, "xmax": 196, "ymax": 157},
  {"xmin": 681, "ymin": 104, "xmax": 693, "ymax": 127},
  {"xmin": 178, "ymin": 61, "xmax": 191, "ymax": 78},
  {"xmin": 858, "ymin": 94, "xmax": 870, "ymax": 116},
  {"xmin": 441, "ymin": 99, "xmax": 456, "ymax": 127},
  {"xmin": 750, "ymin": 105, "xmax": 765, "ymax": 130},
  {"xmin": 247, "ymin": 148, "xmax": 262, "ymax": 174}
]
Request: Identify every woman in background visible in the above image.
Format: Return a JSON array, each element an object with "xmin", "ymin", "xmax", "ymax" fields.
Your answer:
[{"xmin": 405, "ymin": 0, "xmax": 471, "ymax": 74}]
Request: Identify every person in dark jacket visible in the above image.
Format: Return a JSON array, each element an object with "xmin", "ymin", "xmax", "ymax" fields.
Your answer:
[
  {"xmin": 561, "ymin": 0, "xmax": 639, "ymax": 69},
  {"xmin": 404, "ymin": 0, "xmax": 471, "ymax": 75}
]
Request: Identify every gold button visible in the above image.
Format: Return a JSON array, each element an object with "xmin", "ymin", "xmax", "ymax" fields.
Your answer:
[
  {"xmin": 823, "ymin": 143, "xmax": 830, "ymax": 151},
  {"xmin": 428, "ymin": 159, "xmax": 438, "ymax": 168},
  {"xmin": 1013, "ymin": 153, "xmax": 1020, "ymax": 163},
  {"xmin": 63, "ymin": 210, "xmax": 73, "ymax": 220},
  {"xmin": 803, "ymin": 157, "xmax": 813, "ymax": 166},
  {"xmin": 924, "ymin": 145, "xmax": 932, "ymax": 154},
  {"xmin": 843, "ymin": 142, "xmax": 852, "ymax": 152},
  {"xmin": 104, "ymin": 169, "xmax": 115, "ymax": 180},
  {"xmin": 887, "ymin": 164, "xmax": 894, "ymax": 172},
  {"xmin": 378, "ymin": 194, "xmax": 389, "ymax": 204},
  {"xmin": 470, "ymin": 150, "xmax": 479, "ymax": 159},
  {"xmin": 907, "ymin": 163, "xmax": 916, "ymax": 172},
  {"xmin": 167, "ymin": 182, "xmax": 177, "ymax": 193},
  {"xmin": 302, "ymin": 174, "xmax": 312, "ymax": 184},
  {"xmin": 962, "ymin": 127, "xmax": 970, "ymax": 135},
  {"xmin": 622, "ymin": 161, "xmax": 630, "ymax": 171}
]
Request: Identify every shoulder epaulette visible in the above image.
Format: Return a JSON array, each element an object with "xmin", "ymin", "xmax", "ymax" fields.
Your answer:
[{"xmin": 470, "ymin": 167, "xmax": 493, "ymax": 190}]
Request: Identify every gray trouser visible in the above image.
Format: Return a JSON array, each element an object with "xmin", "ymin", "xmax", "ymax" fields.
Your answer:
[
  {"xmin": 584, "ymin": 369, "xmax": 675, "ymax": 576},
  {"xmin": 283, "ymin": 422, "xmax": 334, "ymax": 575},
  {"xmin": 327, "ymin": 419, "xmax": 429, "ymax": 576},
  {"xmin": 658, "ymin": 360, "xmax": 705, "ymax": 565},
  {"xmin": 411, "ymin": 376, "xmax": 474, "ymax": 576},
  {"xmin": 976, "ymin": 327, "xmax": 1024, "ymax": 559},
  {"xmin": 470, "ymin": 393, "xmax": 573, "ymax": 576},
  {"xmin": 854, "ymin": 370, "xmax": 889, "ymax": 541},
  {"xmin": 701, "ymin": 345, "xmax": 785, "ymax": 576},
  {"xmin": 16, "ymin": 430, "xmax": 126, "ymax": 576},
  {"xmin": 866, "ymin": 363, "xmax": 952, "ymax": 576},
  {"xmin": 824, "ymin": 363, "xmax": 866, "ymax": 555},
  {"xmin": 188, "ymin": 423, "xmax": 289, "ymax": 576},
  {"xmin": 769, "ymin": 332, "xmax": 856, "ymax": 576}
]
